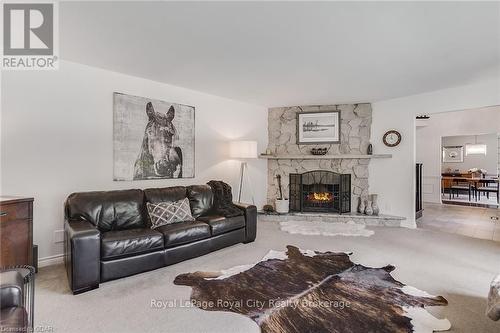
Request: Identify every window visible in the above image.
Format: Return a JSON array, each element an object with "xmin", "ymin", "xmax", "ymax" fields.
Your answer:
[{"xmin": 465, "ymin": 144, "xmax": 487, "ymax": 156}]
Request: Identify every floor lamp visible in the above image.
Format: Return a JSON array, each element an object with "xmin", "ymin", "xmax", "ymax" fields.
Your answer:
[{"xmin": 229, "ymin": 140, "xmax": 257, "ymax": 204}]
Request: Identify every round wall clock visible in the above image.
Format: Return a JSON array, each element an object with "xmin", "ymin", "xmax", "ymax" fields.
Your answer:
[{"xmin": 383, "ymin": 130, "xmax": 402, "ymax": 147}]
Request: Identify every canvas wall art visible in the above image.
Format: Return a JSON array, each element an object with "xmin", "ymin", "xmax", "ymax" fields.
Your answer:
[
  {"xmin": 113, "ymin": 92, "xmax": 195, "ymax": 180},
  {"xmin": 296, "ymin": 111, "xmax": 341, "ymax": 144}
]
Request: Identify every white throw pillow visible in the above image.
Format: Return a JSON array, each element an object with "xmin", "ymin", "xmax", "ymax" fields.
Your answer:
[{"xmin": 147, "ymin": 198, "xmax": 195, "ymax": 229}]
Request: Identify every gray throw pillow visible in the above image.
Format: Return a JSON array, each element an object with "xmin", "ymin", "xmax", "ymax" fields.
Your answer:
[{"xmin": 147, "ymin": 198, "xmax": 195, "ymax": 229}]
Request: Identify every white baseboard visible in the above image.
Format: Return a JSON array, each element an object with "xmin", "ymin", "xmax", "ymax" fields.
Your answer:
[{"xmin": 38, "ymin": 254, "xmax": 64, "ymax": 268}]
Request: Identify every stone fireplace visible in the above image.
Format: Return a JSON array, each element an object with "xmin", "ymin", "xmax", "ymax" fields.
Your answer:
[
  {"xmin": 267, "ymin": 104, "xmax": 372, "ymax": 213},
  {"xmin": 289, "ymin": 170, "xmax": 351, "ymax": 213}
]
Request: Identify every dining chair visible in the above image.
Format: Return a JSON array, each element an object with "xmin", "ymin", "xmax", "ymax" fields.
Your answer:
[
  {"xmin": 450, "ymin": 179, "xmax": 473, "ymax": 201},
  {"xmin": 475, "ymin": 179, "xmax": 499, "ymax": 204}
]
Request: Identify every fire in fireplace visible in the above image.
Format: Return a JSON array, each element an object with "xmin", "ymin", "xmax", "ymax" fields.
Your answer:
[
  {"xmin": 289, "ymin": 170, "xmax": 351, "ymax": 213},
  {"xmin": 306, "ymin": 192, "xmax": 333, "ymax": 203}
]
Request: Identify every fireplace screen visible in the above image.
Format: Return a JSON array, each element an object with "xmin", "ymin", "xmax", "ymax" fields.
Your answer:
[{"xmin": 289, "ymin": 170, "xmax": 351, "ymax": 213}]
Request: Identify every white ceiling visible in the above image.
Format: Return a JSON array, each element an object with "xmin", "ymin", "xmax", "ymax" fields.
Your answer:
[{"xmin": 60, "ymin": 1, "xmax": 500, "ymax": 106}]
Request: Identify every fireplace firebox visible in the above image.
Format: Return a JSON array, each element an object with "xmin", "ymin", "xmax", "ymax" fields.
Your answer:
[{"xmin": 289, "ymin": 170, "xmax": 351, "ymax": 213}]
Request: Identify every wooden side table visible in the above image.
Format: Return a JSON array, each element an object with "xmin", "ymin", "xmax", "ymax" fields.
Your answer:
[{"xmin": 0, "ymin": 197, "xmax": 34, "ymax": 267}]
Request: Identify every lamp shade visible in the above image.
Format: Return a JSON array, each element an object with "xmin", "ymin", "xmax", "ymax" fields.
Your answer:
[
  {"xmin": 229, "ymin": 140, "xmax": 258, "ymax": 159},
  {"xmin": 465, "ymin": 144, "xmax": 487, "ymax": 156}
]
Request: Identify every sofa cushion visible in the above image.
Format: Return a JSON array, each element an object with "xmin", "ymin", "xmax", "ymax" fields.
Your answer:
[
  {"xmin": 65, "ymin": 189, "xmax": 147, "ymax": 232},
  {"xmin": 0, "ymin": 307, "xmax": 27, "ymax": 330},
  {"xmin": 147, "ymin": 198, "xmax": 195, "ymax": 229},
  {"xmin": 187, "ymin": 185, "xmax": 213, "ymax": 218},
  {"xmin": 197, "ymin": 215, "xmax": 245, "ymax": 236},
  {"xmin": 0, "ymin": 271, "xmax": 24, "ymax": 308},
  {"xmin": 101, "ymin": 228, "xmax": 164, "ymax": 260},
  {"xmin": 144, "ymin": 186, "xmax": 187, "ymax": 204},
  {"xmin": 156, "ymin": 221, "xmax": 211, "ymax": 248}
]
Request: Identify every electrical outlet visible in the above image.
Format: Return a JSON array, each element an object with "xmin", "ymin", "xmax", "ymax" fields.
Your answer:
[{"xmin": 53, "ymin": 230, "xmax": 64, "ymax": 243}]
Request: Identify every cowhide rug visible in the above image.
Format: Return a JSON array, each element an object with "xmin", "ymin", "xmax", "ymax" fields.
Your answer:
[
  {"xmin": 174, "ymin": 245, "xmax": 451, "ymax": 333},
  {"xmin": 487, "ymin": 274, "xmax": 500, "ymax": 321},
  {"xmin": 280, "ymin": 220, "xmax": 374, "ymax": 237}
]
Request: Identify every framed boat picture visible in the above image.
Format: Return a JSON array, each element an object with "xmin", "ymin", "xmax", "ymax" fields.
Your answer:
[{"xmin": 296, "ymin": 111, "xmax": 341, "ymax": 144}]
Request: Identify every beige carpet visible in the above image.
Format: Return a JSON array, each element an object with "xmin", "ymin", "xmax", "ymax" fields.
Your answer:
[{"xmin": 36, "ymin": 220, "xmax": 500, "ymax": 333}]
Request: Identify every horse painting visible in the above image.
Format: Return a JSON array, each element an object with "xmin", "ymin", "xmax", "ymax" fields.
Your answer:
[
  {"xmin": 113, "ymin": 93, "xmax": 194, "ymax": 181},
  {"xmin": 133, "ymin": 102, "xmax": 183, "ymax": 179}
]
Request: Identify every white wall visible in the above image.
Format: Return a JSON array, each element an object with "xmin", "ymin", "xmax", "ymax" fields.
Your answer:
[
  {"xmin": 1, "ymin": 61, "xmax": 268, "ymax": 260},
  {"xmin": 415, "ymin": 108, "xmax": 500, "ymax": 203},
  {"xmin": 370, "ymin": 77, "xmax": 500, "ymax": 227},
  {"xmin": 498, "ymin": 135, "xmax": 500, "ymax": 175},
  {"xmin": 442, "ymin": 133, "xmax": 498, "ymax": 174}
]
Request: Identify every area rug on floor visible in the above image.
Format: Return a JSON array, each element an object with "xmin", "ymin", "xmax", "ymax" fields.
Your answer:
[
  {"xmin": 174, "ymin": 245, "xmax": 451, "ymax": 333},
  {"xmin": 280, "ymin": 220, "xmax": 375, "ymax": 237}
]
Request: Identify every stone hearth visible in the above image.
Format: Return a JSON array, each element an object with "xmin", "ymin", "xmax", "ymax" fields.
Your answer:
[{"xmin": 258, "ymin": 212, "xmax": 405, "ymax": 227}]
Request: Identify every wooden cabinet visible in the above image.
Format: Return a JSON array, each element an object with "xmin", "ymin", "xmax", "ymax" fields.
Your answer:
[{"xmin": 0, "ymin": 197, "xmax": 34, "ymax": 267}]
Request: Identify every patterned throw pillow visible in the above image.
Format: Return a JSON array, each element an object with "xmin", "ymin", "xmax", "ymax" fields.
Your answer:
[{"xmin": 147, "ymin": 198, "xmax": 195, "ymax": 229}]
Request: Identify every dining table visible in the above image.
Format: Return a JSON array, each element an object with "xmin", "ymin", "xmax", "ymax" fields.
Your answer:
[{"xmin": 441, "ymin": 176, "xmax": 499, "ymax": 201}]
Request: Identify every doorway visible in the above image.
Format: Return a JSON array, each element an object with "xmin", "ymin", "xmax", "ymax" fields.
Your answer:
[
  {"xmin": 415, "ymin": 107, "xmax": 500, "ymax": 241},
  {"xmin": 441, "ymin": 133, "xmax": 499, "ymax": 207}
]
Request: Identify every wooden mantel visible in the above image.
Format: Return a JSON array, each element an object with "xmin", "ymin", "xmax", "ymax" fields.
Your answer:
[{"xmin": 259, "ymin": 154, "xmax": 392, "ymax": 160}]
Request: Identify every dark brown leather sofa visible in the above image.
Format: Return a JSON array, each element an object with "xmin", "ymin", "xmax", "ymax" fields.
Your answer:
[
  {"xmin": 64, "ymin": 185, "xmax": 257, "ymax": 294},
  {"xmin": 0, "ymin": 270, "xmax": 28, "ymax": 331}
]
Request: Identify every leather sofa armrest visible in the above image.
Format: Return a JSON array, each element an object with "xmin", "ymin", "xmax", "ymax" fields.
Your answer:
[
  {"xmin": 64, "ymin": 219, "xmax": 100, "ymax": 294},
  {"xmin": 0, "ymin": 271, "xmax": 24, "ymax": 308},
  {"xmin": 233, "ymin": 202, "xmax": 257, "ymax": 243}
]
